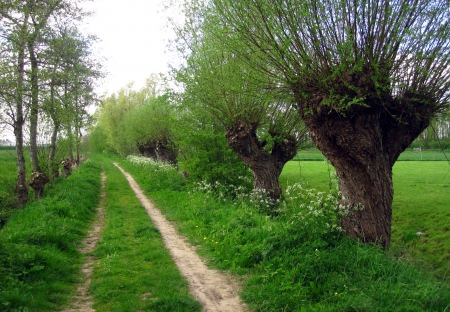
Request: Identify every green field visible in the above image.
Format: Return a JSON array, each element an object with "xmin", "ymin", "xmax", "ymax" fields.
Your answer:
[
  {"xmin": 295, "ymin": 148, "xmax": 450, "ymax": 161},
  {"xmin": 280, "ymin": 159, "xmax": 450, "ymax": 279}
]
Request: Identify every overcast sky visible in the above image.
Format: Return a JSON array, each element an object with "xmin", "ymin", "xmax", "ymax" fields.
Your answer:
[
  {"xmin": 1, "ymin": 0, "xmax": 179, "ymax": 142},
  {"xmin": 82, "ymin": 0, "xmax": 177, "ymax": 95}
]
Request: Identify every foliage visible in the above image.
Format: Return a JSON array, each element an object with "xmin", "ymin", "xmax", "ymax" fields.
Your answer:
[
  {"xmin": 89, "ymin": 124, "xmax": 114, "ymax": 154},
  {"xmin": 177, "ymin": 121, "xmax": 252, "ymax": 188},
  {"xmin": 0, "ymin": 159, "xmax": 102, "ymax": 311},
  {"xmin": 126, "ymin": 155, "xmax": 186, "ymax": 191},
  {"xmin": 94, "ymin": 77, "xmax": 173, "ymax": 156}
]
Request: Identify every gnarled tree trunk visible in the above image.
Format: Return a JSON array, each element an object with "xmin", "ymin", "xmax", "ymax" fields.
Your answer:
[
  {"xmin": 138, "ymin": 141, "xmax": 158, "ymax": 160},
  {"xmin": 302, "ymin": 95, "xmax": 434, "ymax": 247},
  {"xmin": 155, "ymin": 138, "xmax": 178, "ymax": 165},
  {"xmin": 225, "ymin": 123, "xmax": 298, "ymax": 201}
]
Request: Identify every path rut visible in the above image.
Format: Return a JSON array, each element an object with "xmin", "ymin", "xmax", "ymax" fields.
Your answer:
[{"xmin": 113, "ymin": 163, "xmax": 247, "ymax": 312}]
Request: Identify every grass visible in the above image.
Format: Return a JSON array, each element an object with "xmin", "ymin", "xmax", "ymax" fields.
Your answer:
[
  {"xmin": 0, "ymin": 158, "xmax": 102, "ymax": 311},
  {"xmin": 294, "ymin": 147, "xmax": 450, "ymax": 161},
  {"xmin": 0, "ymin": 147, "xmax": 19, "ymax": 225},
  {"xmin": 114, "ymin": 154, "xmax": 450, "ymax": 312},
  {"xmin": 89, "ymin": 154, "xmax": 201, "ymax": 312}
]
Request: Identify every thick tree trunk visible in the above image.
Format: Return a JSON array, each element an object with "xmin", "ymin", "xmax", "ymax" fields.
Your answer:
[
  {"xmin": 155, "ymin": 138, "xmax": 177, "ymax": 165},
  {"xmin": 138, "ymin": 141, "xmax": 158, "ymax": 160},
  {"xmin": 225, "ymin": 123, "xmax": 297, "ymax": 201},
  {"xmin": 302, "ymin": 102, "xmax": 432, "ymax": 247}
]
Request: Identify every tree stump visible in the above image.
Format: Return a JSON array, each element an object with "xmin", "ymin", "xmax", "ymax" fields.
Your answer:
[
  {"xmin": 28, "ymin": 171, "xmax": 49, "ymax": 200},
  {"xmin": 61, "ymin": 158, "xmax": 76, "ymax": 177}
]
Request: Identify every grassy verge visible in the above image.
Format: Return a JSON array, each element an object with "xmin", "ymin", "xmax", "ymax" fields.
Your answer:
[
  {"xmin": 112, "ymin": 154, "xmax": 450, "ymax": 312},
  {"xmin": 89, "ymin": 155, "xmax": 201, "ymax": 312},
  {"xmin": 0, "ymin": 159, "xmax": 102, "ymax": 311}
]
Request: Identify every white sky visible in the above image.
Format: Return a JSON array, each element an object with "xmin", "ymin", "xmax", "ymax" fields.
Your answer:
[
  {"xmin": 1, "ymin": 0, "xmax": 180, "ymax": 142},
  {"xmin": 81, "ymin": 0, "xmax": 178, "ymax": 95}
]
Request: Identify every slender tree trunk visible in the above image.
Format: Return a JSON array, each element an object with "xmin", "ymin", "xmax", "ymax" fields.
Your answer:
[
  {"xmin": 302, "ymin": 103, "xmax": 431, "ymax": 247},
  {"xmin": 14, "ymin": 43, "xmax": 28, "ymax": 207},
  {"xmin": 48, "ymin": 122, "xmax": 59, "ymax": 180},
  {"xmin": 28, "ymin": 40, "xmax": 42, "ymax": 174},
  {"xmin": 48, "ymin": 81, "xmax": 60, "ymax": 180},
  {"xmin": 68, "ymin": 122, "xmax": 74, "ymax": 161},
  {"xmin": 27, "ymin": 40, "xmax": 49, "ymax": 199},
  {"xmin": 225, "ymin": 123, "xmax": 297, "ymax": 201}
]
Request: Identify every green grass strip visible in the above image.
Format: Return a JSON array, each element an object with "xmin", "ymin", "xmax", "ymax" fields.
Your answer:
[
  {"xmin": 0, "ymin": 159, "xmax": 102, "ymax": 311},
  {"xmin": 89, "ymin": 157, "xmax": 201, "ymax": 312}
]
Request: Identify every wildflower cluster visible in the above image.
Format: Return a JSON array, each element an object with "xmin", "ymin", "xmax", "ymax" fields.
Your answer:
[
  {"xmin": 126, "ymin": 155, "xmax": 179, "ymax": 174},
  {"xmin": 283, "ymin": 182, "xmax": 345, "ymax": 236},
  {"xmin": 192, "ymin": 179, "xmax": 251, "ymax": 202}
]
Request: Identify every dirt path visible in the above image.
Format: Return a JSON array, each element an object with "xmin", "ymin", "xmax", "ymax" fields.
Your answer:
[
  {"xmin": 62, "ymin": 172, "xmax": 107, "ymax": 312},
  {"xmin": 113, "ymin": 163, "xmax": 248, "ymax": 312}
]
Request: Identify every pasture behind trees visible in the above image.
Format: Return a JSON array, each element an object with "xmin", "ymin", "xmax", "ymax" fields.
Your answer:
[{"xmin": 191, "ymin": 0, "xmax": 450, "ymax": 247}]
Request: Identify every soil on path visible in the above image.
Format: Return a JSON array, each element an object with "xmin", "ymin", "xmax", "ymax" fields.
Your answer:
[
  {"xmin": 62, "ymin": 172, "xmax": 107, "ymax": 312},
  {"xmin": 113, "ymin": 163, "xmax": 248, "ymax": 312}
]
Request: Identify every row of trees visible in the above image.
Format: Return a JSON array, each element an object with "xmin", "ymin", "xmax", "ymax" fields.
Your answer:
[
  {"xmin": 168, "ymin": 0, "xmax": 450, "ymax": 247},
  {"xmin": 92, "ymin": 75, "xmax": 252, "ymax": 188},
  {"xmin": 93, "ymin": 0, "xmax": 449, "ymax": 247},
  {"xmin": 0, "ymin": 0, "xmax": 103, "ymax": 205}
]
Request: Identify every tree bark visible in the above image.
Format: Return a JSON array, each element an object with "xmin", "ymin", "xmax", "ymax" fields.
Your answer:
[
  {"xmin": 138, "ymin": 141, "xmax": 158, "ymax": 160},
  {"xmin": 225, "ymin": 123, "xmax": 297, "ymax": 201},
  {"xmin": 48, "ymin": 122, "xmax": 60, "ymax": 180},
  {"xmin": 302, "ymin": 95, "xmax": 433, "ymax": 247},
  {"xmin": 28, "ymin": 41, "xmax": 42, "ymax": 174},
  {"xmin": 28, "ymin": 37, "xmax": 49, "ymax": 199},
  {"xmin": 155, "ymin": 138, "xmax": 178, "ymax": 165},
  {"xmin": 14, "ymin": 36, "xmax": 28, "ymax": 207},
  {"xmin": 48, "ymin": 81, "xmax": 60, "ymax": 180}
]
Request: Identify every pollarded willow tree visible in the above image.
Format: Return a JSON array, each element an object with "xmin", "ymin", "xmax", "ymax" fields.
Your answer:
[
  {"xmin": 208, "ymin": 0, "xmax": 450, "ymax": 246},
  {"xmin": 125, "ymin": 94, "xmax": 178, "ymax": 165},
  {"xmin": 174, "ymin": 7, "xmax": 307, "ymax": 201}
]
